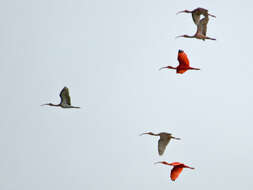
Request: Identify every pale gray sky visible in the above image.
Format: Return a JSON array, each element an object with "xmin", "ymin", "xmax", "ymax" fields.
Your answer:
[{"xmin": 1, "ymin": 0, "xmax": 253, "ymax": 189}]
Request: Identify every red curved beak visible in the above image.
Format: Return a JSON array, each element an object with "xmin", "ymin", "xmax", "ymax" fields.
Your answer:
[{"xmin": 159, "ymin": 66, "xmax": 168, "ymax": 71}]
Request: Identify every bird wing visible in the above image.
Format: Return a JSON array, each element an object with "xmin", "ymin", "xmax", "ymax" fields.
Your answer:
[
  {"xmin": 177, "ymin": 51, "xmax": 190, "ymax": 67},
  {"xmin": 158, "ymin": 136, "xmax": 171, "ymax": 155},
  {"xmin": 170, "ymin": 166, "xmax": 184, "ymax": 181},
  {"xmin": 60, "ymin": 87, "xmax": 71, "ymax": 105},
  {"xmin": 192, "ymin": 13, "xmax": 200, "ymax": 25},
  {"xmin": 192, "ymin": 8, "xmax": 208, "ymax": 25},
  {"xmin": 197, "ymin": 16, "xmax": 209, "ymax": 36}
]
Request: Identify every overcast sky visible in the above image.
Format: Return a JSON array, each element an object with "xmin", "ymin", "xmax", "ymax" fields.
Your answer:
[{"xmin": 1, "ymin": 0, "xmax": 253, "ymax": 189}]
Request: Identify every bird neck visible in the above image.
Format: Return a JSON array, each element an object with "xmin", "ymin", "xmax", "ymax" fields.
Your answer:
[
  {"xmin": 50, "ymin": 103, "xmax": 60, "ymax": 107},
  {"xmin": 184, "ymin": 35, "xmax": 195, "ymax": 38},
  {"xmin": 160, "ymin": 66, "xmax": 176, "ymax": 70},
  {"xmin": 155, "ymin": 161, "xmax": 170, "ymax": 165},
  {"xmin": 144, "ymin": 132, "xmax": 159, "ymax": 136},
  {"xmin": 41, "ymin": 103, "xmax": 60, "ymax": 107},
  {"xmin": 167, "ymin": 66, "xmax": 177, "ymax": 70}
]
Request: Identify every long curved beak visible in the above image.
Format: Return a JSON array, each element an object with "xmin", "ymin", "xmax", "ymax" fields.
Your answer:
[
  {"xmin": 40, "ymin": 104, "xmax": 47, "ymax": 106},
  {"xmin": 175, "ymin": 35, "xmax": 183, "ymax": 39},
  {"xmin": 176, "ymin": 10, "xmax": 185, "ymax": 15},
  {"xmin": 139, "ymin": 132, "xmax": 148, "ymax": 136},
  {"xmin": 159, "ymin": 66, "xmax": 167, "ymax": 71},
  {"xmin": 154, "ymin": 161, "xmax": 162, "ymax": 165}
]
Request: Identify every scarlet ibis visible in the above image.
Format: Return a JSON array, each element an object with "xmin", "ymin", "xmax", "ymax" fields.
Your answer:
[
  {"xmin": 41, "ymin": 87, "xmax": 80, "ymax": 108},
  {"xmin": 159, "ymin": 50, "xmax": 200, "ymax": 74},
  {"xmin": 176, "ymin": 16, "xmax": 216, "ymax": 41},
  {"xmin": 140, "ymin": 132, "xmax": 180, "ymax": 155},
  {"xmin": 177, "ymin": 7, "xmax": 216, "ymax": 25},
  {"xmin": 155, "ymin": 161, "xmax": 194, "ymax": 181}
]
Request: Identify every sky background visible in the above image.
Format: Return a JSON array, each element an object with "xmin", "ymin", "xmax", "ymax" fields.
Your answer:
[{"xmin": 1, "ymin": 0, "xmax": 253, "ymax": 189}]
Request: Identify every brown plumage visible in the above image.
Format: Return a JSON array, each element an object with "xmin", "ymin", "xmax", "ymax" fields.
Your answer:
[
  {"xmin": 177, "ymin": 7, "xmax": 216, "ymax": 25},
  {"xmin": 176, "ymin": 15, "xmax": 216, "ymax": 41},
  {"xmin": 140, "ymin": 132, "xmax": 181, "ymax": 155},
  {"xmin": 41, "ymin": 87, "xmax": 80, "ymax": 109}
]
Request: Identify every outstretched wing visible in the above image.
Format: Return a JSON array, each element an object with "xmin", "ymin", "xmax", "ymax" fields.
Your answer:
[
  {"xmin": 60, "ymin": 87, "xmax": 71, "ymax": 105},
  {"xmin": 170, "ymin": 166, "xmax": 184, "ymax": 181},
  {"xmin": 177, "ymin": 51, "xmax": 190, "ymax": 67},
  {"xmin": 158, "ymin": 136, "xmax": 171, "ymax": 155}
]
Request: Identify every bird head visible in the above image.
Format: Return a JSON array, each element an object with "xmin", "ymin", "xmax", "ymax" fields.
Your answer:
[
  {"xmin": 154, "ymin": 161, "xmax": 169, "ymax": 165},
  {"xmin": 178, "ymin": 49, "xmax": 184, "ymax": 53},
  {"xmin": 139, "ymin": 132, "xmax": 154, "ymax": 136},
  {"xmin": 40, "ymin": 103, "xmax": 57, "ymax": 107},
  {"xmin": 159, "ymin": 66, "xmax": 177, "ymax": 70},
  {"xmin": 159, "ymin": 66, "xmax": 169, "ymax": 70},
  {"xmin": 176, "ymin": 10, "xmax": 191, "ymax": 15},
  {"xmin": 176, "ymin": 34, "xmax": 189, "ymax": 39},
  {"xmin": 41, "ymin": 103, "xmax": 51, "ymax": 106}
]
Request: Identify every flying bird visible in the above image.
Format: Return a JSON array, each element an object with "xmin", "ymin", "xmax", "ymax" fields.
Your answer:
[
  {"xmin": 159, "ymin": 50, "xmax": 200, "ymax": 74},
  {"xmin": 41, "ymin": 87, "xmax": 80, "ymax": 108},
  {"xmin": 140, "ymin": 132, "xmax": 180, "ymax": 155},
  {"xmin": 176, "ymin": 7, "xmax": 216, "ymax": 25},
  {"xmin": 155, "ymin": 161, "xmax": 194, "ymax": 181},
  {"xmin": 176, "ymin": 16, "xmax": 216, "ymax": 41}
]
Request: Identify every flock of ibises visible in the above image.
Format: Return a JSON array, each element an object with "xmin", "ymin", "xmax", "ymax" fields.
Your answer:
[{"xmin": 41, "ymin": 7, "xmax": 216, "ymax": 182}]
